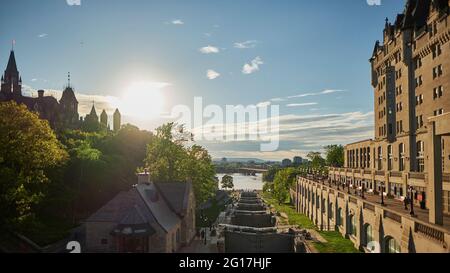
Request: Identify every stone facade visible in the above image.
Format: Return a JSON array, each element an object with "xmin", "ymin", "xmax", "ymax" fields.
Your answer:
[{"xmin": 335, "ymin": 0, "xmax": 450, "ymax": 216}]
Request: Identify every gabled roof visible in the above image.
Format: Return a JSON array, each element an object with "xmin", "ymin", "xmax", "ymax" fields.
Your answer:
[
  {"xmin": 60, "ymin": 86, "xmax": 78, "ymax": 104},
  {"xmin": 154, "ymin": 182, "xmax": 191, "ymax": 216}
]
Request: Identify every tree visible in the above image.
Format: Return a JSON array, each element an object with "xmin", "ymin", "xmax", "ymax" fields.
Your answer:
[
  {"xmin": 221, "ymin": 175, "xmax": 234, "ymax": 191},
  {"xmin": 0, "ymin": 102, "xmax": 68, "ymax": 228},
  {"xmin": 272, "ymin": 168, "xmax": 296, "ymax": 204},
  {"xmin": 325, "ymin": 145, "xmax": 344, "ymax": 167},
  {"xmin": 145, "ymin": 123, "xmax": 216, "ymax": 205},
  {"xmin": 307, "ymin": 151, "xmax": 326, "ymax": 169},
  {"xmin": 263, "ymin": 166, "xmax": 280, "ymax": 182}
]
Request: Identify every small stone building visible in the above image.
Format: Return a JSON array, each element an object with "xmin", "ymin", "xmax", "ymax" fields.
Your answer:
[{"xmin": 85, "ymin": 172, "xmax": 196, "ymax": 253}]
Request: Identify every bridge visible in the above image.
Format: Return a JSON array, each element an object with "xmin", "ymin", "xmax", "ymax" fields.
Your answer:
[{"xmin": 238, "ymin": 168, "xmax": 268, "ymax": 175}]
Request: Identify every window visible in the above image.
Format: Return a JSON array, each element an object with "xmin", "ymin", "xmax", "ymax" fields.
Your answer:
[
  {"xmin": 417, "ymin": 141, "xmax": 425, "ymax": 173},
  {"xmin": 415, "ymin": 94, "xmax": 423, "ymax": 105},
  {"xmin": 385, "ymin": 237, "xmax": 401, "ymax": 253},
  {"xmin": 395, "ymin": 85, "xmax": 402, "ymax": 96},
  {"xmin": 329, "ymin": 203, "xmax": 334, "ymax": 220},
  {"xmin": 349, "ymin": 215, "xmax": 357, "ymax": 237},
  {"xmin": 337, "ymin": 208, "xmax": 343, "ymax": 227},
  {"xmin": 378, "ymin": 146, "xmax": 383, "ymax": 170},
  {"xmin": 433, "ymin": 65, "xmax": 443, "ymax": 79},
  {"xmin": 434, "ymin": 86, "xmax": 443, "ymax": 99},
  {"xmin": 364, "ymin": 224, "xmax": 374, "ymax": 247},
  {"xmin": 414, "ymin": 57, "xmax": 422, "ymax": 70},
  {"xmin": 434, "ymin": 109, "xmax": 444, "ymax": 116},
  {"xmin": 415, "ymin": 76, "xmax": 423, "ymax": 87},
  {"xmin": 399, "ymin": 143, "xmax": 405, "ymax": 172},
  {"xmin": 388, "ymin": 145, "xmax": 393, "ymax": 171},
  {"xmin": 432, "ymin": 43, "xmax": 442, "ymax": 59},
  {"xmin": 416, "ymin": 115, "xmax": 424, "ymax": 129}
]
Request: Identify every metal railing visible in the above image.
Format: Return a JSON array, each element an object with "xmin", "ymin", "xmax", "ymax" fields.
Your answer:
[
  {"xmin": 415, "ymin": 222, "xmax": 445, "ymax": 243},
  {"xmin": 383, "ymin": 211, "xmax": 402, "ymax": 223},
  {"xmin": 410, "ymin": 172, "xmax": 425, "ymax": 180}
]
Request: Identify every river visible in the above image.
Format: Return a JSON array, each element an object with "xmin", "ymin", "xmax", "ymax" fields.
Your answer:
[{"xmin": 216, "ymin": 173, "xmax": 264, "ymax": 191}]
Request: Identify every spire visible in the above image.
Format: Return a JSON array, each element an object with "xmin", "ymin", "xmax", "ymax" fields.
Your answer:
[
  {"xmin": 6, "ymin": 50, "xmax": 18, "ymax": 73},
  {"xmin": 90, "ymin": 101, "xmax": 97, "ymax": 116},
  {"xmin": 68, "ymin": 72, "xmax": 71, "ymax": 87}
]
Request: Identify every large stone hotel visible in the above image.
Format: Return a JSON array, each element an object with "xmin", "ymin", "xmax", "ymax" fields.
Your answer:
[{"xmin": 291, "ymin": 0, "xmax": 450, "ymax": 253}]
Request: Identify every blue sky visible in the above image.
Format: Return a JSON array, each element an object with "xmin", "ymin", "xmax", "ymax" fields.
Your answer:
[{"xmin": 0, "ymin": 0, "xmax": 406, "ymax": 160}]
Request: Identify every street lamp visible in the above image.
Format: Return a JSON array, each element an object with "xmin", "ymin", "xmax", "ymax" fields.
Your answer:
[
  {"xmin": 380, "ymin": 182, "xmax": 385, "ymax": 206},
  {"xmin": 408, "ymin": 186, "xmax": 415, "ymax": 217},
  {"xmin": 361, "ymin": 182, "xmax": 365, "ymax": 199}
]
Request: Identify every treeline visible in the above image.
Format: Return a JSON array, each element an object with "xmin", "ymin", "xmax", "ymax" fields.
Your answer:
[
  {"xmin": 263, "ymin": 146, "xmax": 344, "ymax": 204},
  {"xmin": 0, "ymin": 102, "xmax": 217, "ymax": 245}
]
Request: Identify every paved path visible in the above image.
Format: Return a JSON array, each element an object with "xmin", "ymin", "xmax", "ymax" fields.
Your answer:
[{"xmin": 179, "ymin": 228, "xmax": 219, "ymax": 253}]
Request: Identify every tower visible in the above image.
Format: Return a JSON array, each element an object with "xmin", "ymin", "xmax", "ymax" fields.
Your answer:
[
  {"xmin": 1, "ymin": 49, "xmax": 22, "ymax": 96},
  {"xmin": 60, "ymin": 72, "xmax": 79, "ymax": 127},
  {"xmin": 113, "ymin": 108, "xmax": 121, "ymax": 132},
  {"xmin": 100, "ymin": 110, "xmax": 108, "ymax": 127}
]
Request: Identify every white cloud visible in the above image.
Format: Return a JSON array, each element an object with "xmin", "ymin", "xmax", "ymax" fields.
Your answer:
[
  {"xmin": 171, "ymin": 19, "xmax": 184, "ymax": 25},
  {"xmin": 31, "ymin": 78, "xmax": 38, "ymax": 82},
  {"xmin": 234, "ymin": 40, "xmax": 258, "ymax": 49},
  {"xmin": 288, "ymin": 89, "xmax": 345, "ymax": 99},
  {"xmin": 286, "ymin": 103, "xmax": 318, "ymax": 107},
  {"xmin": 206, "ymin": 69, "xmax": 220, "ymax": 80},
  {"xmin": 66, "ymin": 0, "xmax": 81, "ymax": 6},
  {"xmin": 256, "ymin": 101, "xmax": 271, "ymax": 108},
  {"xmin": 38, "ymin": 33, "xmax": 48, "ymax": 38},
  {"xmin": 242, "ymin": 56, "xmax": 263, "ymax": 74},
  {"xmin": 199, "ymin": 46, "xmax": 220, "ymax": 54}
]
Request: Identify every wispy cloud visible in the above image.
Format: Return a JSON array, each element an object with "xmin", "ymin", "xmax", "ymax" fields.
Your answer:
[
  {"xmin": 171, "ymin": 19, "xmax": 184, "ymax": 25},
  {"xmin": 206, "ymin": 69, "xmax": 220, "ymax": 80},
  {"xmin": 38, "ymin": 33, "xmax": 48, "ymax": 38},
  {"xmin": 199, "ymin": 45, "xmax": 220, "ymax": 54},
  {"xmin": 287, "ymin": 89, "xmax": 345, "ymax": 99},
  {"xmin": 66, "ymin": 0, "xmax": 81, "ymax": 6},
  {"xmin": 242, "ymin": 56, "xmax": 263, "ymax": 74},
  {"xmin": 234, "ymin": 40, "xmax": 258, "ymax": 49},
  {"xmin": 286, "ymin": 102, "xmax": 318, "ymax": 107}
]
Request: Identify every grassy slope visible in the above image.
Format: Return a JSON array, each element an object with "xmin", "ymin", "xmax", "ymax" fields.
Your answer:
[{"xmin": 263, "ymin": 192, "xmax": 359, "ymax": 253}]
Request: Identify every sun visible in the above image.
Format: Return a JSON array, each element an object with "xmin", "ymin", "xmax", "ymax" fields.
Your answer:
[{"xmin": 120, "ymin": 81, "xmax": 165, "ymax": 119}]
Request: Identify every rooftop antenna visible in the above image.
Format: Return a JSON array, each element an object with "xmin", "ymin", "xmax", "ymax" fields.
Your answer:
[{"xmin": 11, "ymin": 39, "xmax": 15, "ymax": 51}]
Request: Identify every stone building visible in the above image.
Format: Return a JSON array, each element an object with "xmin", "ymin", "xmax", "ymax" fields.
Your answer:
[
  {"xmin": 84, "ymin": 172, "xmax": 196, "ymax": 253},
  {"xmin": 293, "ymin": 0, "xmax": 450, "ymax": 253}
]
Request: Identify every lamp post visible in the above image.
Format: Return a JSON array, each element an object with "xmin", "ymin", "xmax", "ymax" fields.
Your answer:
[
  {"xmin": 361, "ymin": 183, "xmax": 365, "ymax": 199},
  {"xmin": 408, "ymin": 186, "xmax": 415, "ymax": 217},
  {"xmin": 380, "ymin": 182, "xmax": 385, "ymax": 206}
]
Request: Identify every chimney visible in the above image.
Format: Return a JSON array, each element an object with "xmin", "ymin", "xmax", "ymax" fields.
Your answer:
[
  {"xmin": 137, "ymin": 169, "xmax": 151, "ymax": 184},
  {"xmin": 38, "ymin": 90, "xmax": 44, "ymax": 98}
]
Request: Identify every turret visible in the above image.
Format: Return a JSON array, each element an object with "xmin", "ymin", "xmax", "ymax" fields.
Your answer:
[
  {"xmin": 100, "ymin": 110, "xmax": 108, "ymax": 127},
  {"xmin": 113, "ymin": 108, "xmax": 121, "ymax": 132}
]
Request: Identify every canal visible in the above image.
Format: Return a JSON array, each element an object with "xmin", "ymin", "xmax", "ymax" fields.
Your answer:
[{"xmin": 216, "ymin": 173, "xmax": 264, "ymax": 191}]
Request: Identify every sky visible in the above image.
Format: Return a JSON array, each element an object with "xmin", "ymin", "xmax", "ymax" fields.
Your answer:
[{"xmin": 0, "ymin": 0, "xmax": 406, "ymax": 161}]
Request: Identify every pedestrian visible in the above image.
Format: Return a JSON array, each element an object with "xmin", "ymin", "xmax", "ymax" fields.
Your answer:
[
  {"xmin": 201, "ymin": 229, "xmax": 205, "ymax": 240},
  {"xmin": 404, "ymin": 195, "xmax": 409, "ymax": 210}
]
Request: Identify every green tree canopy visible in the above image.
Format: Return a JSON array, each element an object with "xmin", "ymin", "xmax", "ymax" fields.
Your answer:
[
  {"xmin": 0, "ymin": 102, "xmax": 68, "ymax": 227},
  {"xmin": 325, "ymin": 145, "xmax": 344, "ymax": 167},
  {"xmin": 221, "ymin": 175, "xmax": 234, "ymax": 191},
  {"xmin": 273, "ymin": 168, "xmax": 297, "ymax": 204},
  {"xmin": 307, "ymin": 151, "xmax": 326, "ymax": 169}
]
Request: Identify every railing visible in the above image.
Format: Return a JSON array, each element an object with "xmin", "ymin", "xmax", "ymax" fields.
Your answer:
[
  {"xmin": 349, "ymin": 197, "xmax": 357, "ymax": 204},
  {"xmin": 383, "ymin": 211, "xmax": 402, "ymax": 223},
  {"xmin": 415, "ymin": 223, "xmax": 445, "ymax": 243},
  {"xmin": 364, "ymin": 170, "xmax": 372, "ymax": 175},
  {"xmin": 338, "ymin": 192, "xmax": 345, "ymax": 199},
  {"xmin": 375, "ymin": 170, "xmax": 385, "ymax": 176},
  {"xmin": 329, "ymin": 189, "xmax": 335, "ymax": 195},
  {"xmin": 363, "ymin": 203, "xmax": 375, "ymax": 212},
  {"xmin": 390, "ymin": 171, "xmax": 402, "ymax": 178},
  {"xmin": 410, "ymin": 172, "xmax": 425, "ymax": 180}
]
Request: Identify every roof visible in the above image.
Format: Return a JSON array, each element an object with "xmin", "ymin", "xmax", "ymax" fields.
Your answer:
[
  {"xmin": 60, "ymin": 86, "xmax": 78, "ymax": 104},
  {"xmin": 154, "ymin": 182, "xmax": 191, "ymax": 216},
  {"xmin": 86, "ymin": 181, "xmax": 193, "ymax": 233},
  {"xmin": 5, "ymin": 50, "xmax": 18, "ymax": 73}
]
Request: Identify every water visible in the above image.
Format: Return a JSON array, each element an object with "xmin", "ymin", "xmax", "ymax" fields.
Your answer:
[{"xmin": 216, "ymin": 173, "xmax": 264, "ymax": 191}]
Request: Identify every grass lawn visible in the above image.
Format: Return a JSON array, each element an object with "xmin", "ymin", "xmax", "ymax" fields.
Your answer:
[{"xmin": 262, "ymin": 192, "xmax": 360, "ymax": 253}]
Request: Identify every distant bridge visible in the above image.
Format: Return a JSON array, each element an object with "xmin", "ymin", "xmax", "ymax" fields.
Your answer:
[{"xmin": 238, "ymin": 168, "xmax": 268, "ymax": 174}]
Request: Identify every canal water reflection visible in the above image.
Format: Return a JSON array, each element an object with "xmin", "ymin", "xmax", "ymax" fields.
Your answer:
[{"xmin": 216, "ymin": 173, "xmax": 263, "ymax": 191}]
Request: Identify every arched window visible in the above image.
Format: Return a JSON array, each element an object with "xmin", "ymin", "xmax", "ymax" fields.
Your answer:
[
  {"xmin": 349, "ymin": 215, "xmax": 357, "ymax": 237},
  {"xmin": 337, "ymin": 208, "xmax": 343, "ymax": 226},
  {"xmin": 364, "ymin": 224, "xmax": 373, "ymax": 247},
  {"xmin": 328, "ymin": 203, "xmax": 334, "ymax": 220},
  {"xmin": 399, "ymin": 143, "xmax": 405, "ymax": 171},
  {"xmin": 385, "ymin": 237, "xmax": 401, "ymax": 253},
  {"xmin": 416, "ymin": 141, "xmax": 425, "ymax": 172}
]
